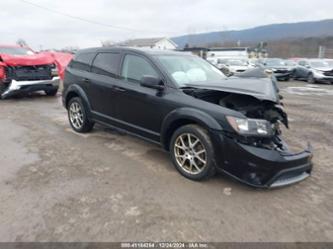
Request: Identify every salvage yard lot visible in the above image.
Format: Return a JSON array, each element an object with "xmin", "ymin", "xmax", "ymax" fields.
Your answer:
[{"xmin": 0, "ymin": 80, "xmax": 332, "ymax": 241}]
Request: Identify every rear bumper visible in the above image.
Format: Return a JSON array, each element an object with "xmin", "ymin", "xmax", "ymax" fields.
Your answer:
[
  {"xmin": 211, "ymin": 132, "xmax": 313, "ymax": 188},
  {"xmin": 1, "ymin": 77, "xmax": 60, "ymax": 99}
]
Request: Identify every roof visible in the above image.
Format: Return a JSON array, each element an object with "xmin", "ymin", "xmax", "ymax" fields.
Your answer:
[
  {"xmin": 77, "ymin": 47, "xmax": 191, "ymax": 57},
  {"xmin": 117, "ymin": 37, "xmax": 177, "ymax": 47}
]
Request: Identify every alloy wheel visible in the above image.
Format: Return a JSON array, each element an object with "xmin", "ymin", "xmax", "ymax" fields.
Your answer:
[
  {"xmin": 69, "ymin": 101, "xmax": 84, "ymax": 129},
  {"xmin": 174, "ymin": 133, "xmax": 207, "ymax": 175}
]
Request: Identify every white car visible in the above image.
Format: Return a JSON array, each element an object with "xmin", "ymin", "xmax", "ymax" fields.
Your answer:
[{"xmin": 216, "ymin": 58, "xmax": 252, "ymax": 76}]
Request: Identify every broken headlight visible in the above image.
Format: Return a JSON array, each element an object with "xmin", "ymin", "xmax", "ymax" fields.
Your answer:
[
  {"xmin": 226, "ymin": 116, "xmax": 273, "ymax": 136},
  {"xmin": 50, "ymin": 63, "xmax": 59, "ymax": 77}
]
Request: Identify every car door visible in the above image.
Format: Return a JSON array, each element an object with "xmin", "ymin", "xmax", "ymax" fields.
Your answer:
[
  {"xmin": 88, "ymin": 52, "xmax": 122, "ymax": 119},
  {"xmin": 112, "ymin": 53, "xmax": 169, "ymax": 141}
]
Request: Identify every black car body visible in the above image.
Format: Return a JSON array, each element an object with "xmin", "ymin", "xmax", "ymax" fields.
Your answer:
[
  {"xmin": 294, "ymin": 59, "xmax": 333, "ymax": 84},
  {"xmin": 260, "ymin": 58, "xmax": 292, "ymax": 81},
  {"xmin": 62, "ymin": 47, "xmax": 313, "ymax": 188}
]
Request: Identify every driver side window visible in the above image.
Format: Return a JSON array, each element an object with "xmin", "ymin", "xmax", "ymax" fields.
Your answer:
[{"xmin": 121, "ymin": 54, "xmax": 159, "ymax": 83}]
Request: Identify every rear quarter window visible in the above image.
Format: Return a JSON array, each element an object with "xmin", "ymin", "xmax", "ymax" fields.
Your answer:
[{"xmin": 69, "ymin": 52, "xmax": 96, "ymax": 71}]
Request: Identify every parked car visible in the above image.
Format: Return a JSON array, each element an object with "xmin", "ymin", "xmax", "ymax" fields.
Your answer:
[
  {"xmin": 284, "ymin": 59, "xmax": 298, "ymax": 78},
  {"xmin": 260, "ymin": 58, "xmax": 292, "ymax": 81},
  {"xmin": 0, "ymin": 45, "xmax": 60, "ymax": 98},
  {"xmin": 294, "ymin": 59, "xmax": 333, "ymax": 84},
  {"xmin": 325, "ymin": 59, "xmax": 333, "ymax": 68},
  {"xmin": 216, "ymin": 58, "xmax": 252, "ymax": 76},
  {"xmin": 0, "ymin": 45, "xmax": 72, "ymax": 99},
  {"xmin": 63, "ymin": 47, "xmax": 313, "ymax": 188}
]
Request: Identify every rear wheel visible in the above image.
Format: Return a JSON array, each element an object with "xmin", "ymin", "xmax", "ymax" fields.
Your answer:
[
  {"xmin": 170, "ymin": 124, "xmax": 216, "ymax": 181},
  {"xmin": 67, "ymin": 97, "xmax": 94, "ymax": 133}
]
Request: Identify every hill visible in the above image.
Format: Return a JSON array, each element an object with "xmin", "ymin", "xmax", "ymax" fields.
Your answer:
[{"xmin": 172, "ymin": 19, "xmax": 333, "ymax": 48}]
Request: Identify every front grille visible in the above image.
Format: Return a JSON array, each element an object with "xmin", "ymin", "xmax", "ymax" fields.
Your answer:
[
  {"xmin": 323, "ymin": 71, "xmax": 333, "ymax": 76},
  {"xmin": 6, "ymin": 65, "xmax": 53, "ymax": 81}
]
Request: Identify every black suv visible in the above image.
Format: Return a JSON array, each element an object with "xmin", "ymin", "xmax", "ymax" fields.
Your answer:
[{"xmin": 63, "ymin": 47, "xmax": 313, "ymax": 188}]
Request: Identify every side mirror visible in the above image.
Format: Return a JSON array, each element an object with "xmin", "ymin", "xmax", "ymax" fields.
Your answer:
[{"xmin": 140, "ymin": 75, "xmax": 164, "ymax": 90}]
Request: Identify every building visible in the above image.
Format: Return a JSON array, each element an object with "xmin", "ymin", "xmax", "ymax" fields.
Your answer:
[{"xmin": 117, "ymin": 37, "xmax": 178, "ymax": 50}]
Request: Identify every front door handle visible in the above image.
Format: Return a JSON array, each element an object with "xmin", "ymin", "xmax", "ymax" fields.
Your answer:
[
  {"xmin": 82, "ymin": 78, "xmax": 90, "ymax": 83},
  {"xmin": 113, "ymin": 86, "xmax": 126, "ymax": 92}
]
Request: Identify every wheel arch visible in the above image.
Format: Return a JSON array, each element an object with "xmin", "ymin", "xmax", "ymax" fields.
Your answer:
[
  {"xmin": 161, "ymin": 107, "xmax": 223, "ymax": 151},
  {"xmin": 64, "ymin": 84, "xmax": 92, "ymax": 117}
]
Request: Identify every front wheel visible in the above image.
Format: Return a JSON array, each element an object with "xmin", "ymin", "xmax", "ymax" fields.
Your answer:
[
  {"xmin": 67, "ymin": 97, "xmax": 94, "ymax": 133},
  {"xmin": 307, "ymin": 73, "xmax": 316, "ymax": 84},
  {"xmin": 170, "ymin": 124, "xmax": 216, "ymax": 181},
  {"xmin": 45, "ymin": 88, "xmax": 58, "ymax": 96}
]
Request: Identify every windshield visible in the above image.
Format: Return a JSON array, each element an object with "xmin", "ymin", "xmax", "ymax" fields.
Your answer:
[
  {"xmin": 0, "ymin": 47, "xmax": 34, "ymax": 56},
  {"xmin": 310, "ymin": 61, "xmax": 329, "ymax": 68},
  {"xmin": 284, "ymin": 60, "xmax": 296, "ymax": 66},
  {"xmin": 156, "ymin": 55, "xmax": 226, "ymax": 87},
  {"xmin": 265, "ymin": 59, "xmax": 285, "ymax": 67}
]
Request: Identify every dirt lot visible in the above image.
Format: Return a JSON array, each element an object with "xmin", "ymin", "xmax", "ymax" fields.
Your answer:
[{"xmin": 0, "ymin": 80, "xmax": 332, "ymax": 242}]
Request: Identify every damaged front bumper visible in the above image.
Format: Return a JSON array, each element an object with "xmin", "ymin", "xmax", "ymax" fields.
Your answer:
[
  {"xmin": 1, "ymin": 77, "xmax": 60, "ymax": 99},
  {"xmin": 211, "ymin": 132, "xmax": 313, "ymax": 188}
]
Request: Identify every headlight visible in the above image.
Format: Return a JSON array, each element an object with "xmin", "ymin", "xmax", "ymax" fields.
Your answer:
[
  {"xmin": 226, "ymin": 116, "xmax": 273, "ymax": 136},
  {"xmin": 50, "ymin": 63, "xmax": 59, "ymax": 76},
  {"xmin": 313, "ymin": 69, "xmax": 324, "ymax": 76}
]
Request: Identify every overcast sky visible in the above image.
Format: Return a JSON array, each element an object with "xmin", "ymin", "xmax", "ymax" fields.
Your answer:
[{"xmin": 1, "ymin": 0, "xmax": 333, "ymax": 50}]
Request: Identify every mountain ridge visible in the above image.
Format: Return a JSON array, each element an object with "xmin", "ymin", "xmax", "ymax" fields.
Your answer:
[{"xmin": 172, "ymin": 19, "xmax": 333, "ymax": 48}]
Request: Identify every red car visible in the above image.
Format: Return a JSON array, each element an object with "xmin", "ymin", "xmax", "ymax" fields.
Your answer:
[{"xmin": 0, "ymin": 45, "xmax": 72, "ymax": 99}]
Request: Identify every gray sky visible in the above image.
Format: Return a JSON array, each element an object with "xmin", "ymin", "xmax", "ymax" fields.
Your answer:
[{"xmin": 1, "ymin": 0, "xmax": 333, "ymax": 50}]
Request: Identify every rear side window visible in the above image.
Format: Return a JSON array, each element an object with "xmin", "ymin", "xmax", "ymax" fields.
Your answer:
[
  {"xmin": 70, "ymin": 53, "xmax": 95, "ymax": 71},
  {"xmin": 121, "ymin": 54, "xmax": 159, "ymax": 83},
  {"xmin": 91, "ymin": 52, "xmax": 121, "ymax": 77}
]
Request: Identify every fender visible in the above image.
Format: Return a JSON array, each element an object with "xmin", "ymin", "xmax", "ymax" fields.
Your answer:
[
  {"xmin": 63, "ymin": 84, "xmax": 92, "ymax": 117},
  {"xmin": 161, "ymin": 107, "xmax": 223, "ymax": 149}
]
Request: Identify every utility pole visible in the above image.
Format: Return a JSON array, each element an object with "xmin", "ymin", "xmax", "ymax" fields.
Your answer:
[{"xmin": 318, "ymin": 46, "xmax": 326, "ymax": 58}]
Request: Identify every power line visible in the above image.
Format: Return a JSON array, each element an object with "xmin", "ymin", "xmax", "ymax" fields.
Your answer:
[{"xmin": 16, "ymin": 0, "xmax": 144, "ymax": 32}]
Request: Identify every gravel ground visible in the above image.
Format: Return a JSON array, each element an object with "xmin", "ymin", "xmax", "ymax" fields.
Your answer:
[{"xmin": 0, "ymin": 80, "xmax": 332, "ymax": 242}]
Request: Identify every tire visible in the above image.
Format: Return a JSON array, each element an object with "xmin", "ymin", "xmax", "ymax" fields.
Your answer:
[
  {"xmin": 169, "ymin": 124, "xmax": 216, "ymax": 181},
  {"xmin": 45, "ymin": 88, "xmax": 58, "ymax": 96},
  {"xmin": 307, "ymin": 73, "xmax": 315, "ymax": 84},
  {"xmin": 67, "ymin": 97, "xmax": 94, "ymax": 133}
]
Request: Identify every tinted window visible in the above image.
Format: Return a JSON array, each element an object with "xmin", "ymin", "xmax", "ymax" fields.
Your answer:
[
  {"xmin": 91, "ymin": 52, "xmax": 121, "ymax": 77},
  {"xmin": 121, "ymin": 54, "xmax": 158, "ymax": 83},
  {"xmin": 70, "ymin": 52, "xmax": 95, "ymax": 71}
]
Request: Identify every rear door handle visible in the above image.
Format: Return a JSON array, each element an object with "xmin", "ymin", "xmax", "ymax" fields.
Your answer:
[
  {"xmin": 113, "ymin": 86, "xmax": 126, "ymax": 92},
  {"xmin": 82, "ymin": 78, "xmax": 90, "ymax": 83}
]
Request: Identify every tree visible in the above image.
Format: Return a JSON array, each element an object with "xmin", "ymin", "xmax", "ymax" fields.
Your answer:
[{"xmin": 16, "ymin": 39, "xmax": 28, "ymax": 47}]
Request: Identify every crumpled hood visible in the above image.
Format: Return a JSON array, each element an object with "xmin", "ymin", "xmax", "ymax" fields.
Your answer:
[
  {"xmin": 184, "ymin": 77, "xmax": 279, "ymax": 103},
  {"xmin": 0, "ymin": 51, "xmax": 73, "ymax": 80},
  {"xmin": 0, "ymin": 52, "xmax": 55, "ymax": 66}
]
